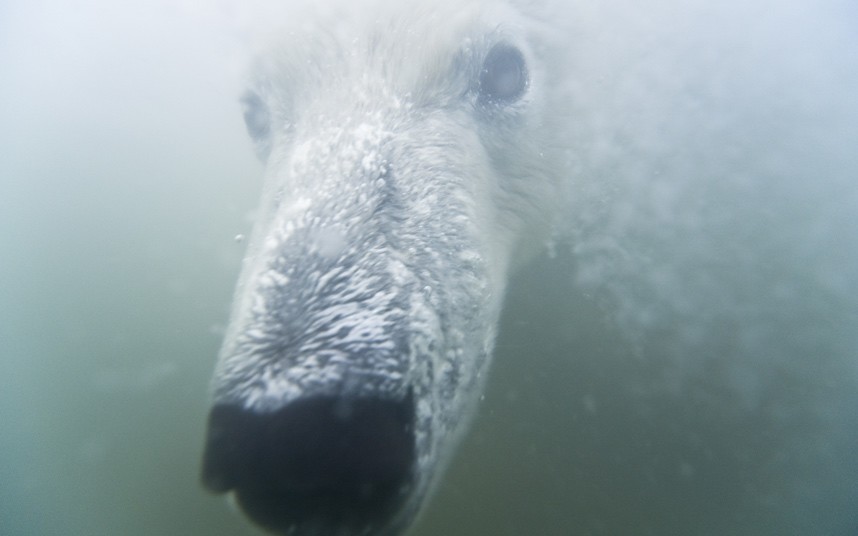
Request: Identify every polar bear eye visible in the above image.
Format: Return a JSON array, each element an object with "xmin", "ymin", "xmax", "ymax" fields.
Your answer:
[
  {"xmin": 241, "ymin": 91, "xmax": 273, "ymax": 160},
  {"xmin": 478, "ymin": 43, "xmax": 528, "ymax": 104},
  {"xmin": 241, "ymin": 91, "xmax": 270, "ymax": 143}
]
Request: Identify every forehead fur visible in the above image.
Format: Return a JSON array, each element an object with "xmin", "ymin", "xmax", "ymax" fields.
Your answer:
[{"xmin": 247, "ymin": 0, "xmax": 537, "ymax": 105}]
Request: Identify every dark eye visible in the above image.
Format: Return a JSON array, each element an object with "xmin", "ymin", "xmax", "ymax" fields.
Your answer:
[
  {"xmin": 478, "ymin": 43, "xmax": 528, "ymax": 104},
  {"xmin": 241, "ymin": 91, "xmax": 270, "ymax": 143},
  {"xmin": 241, "ymin": 91, "xmax": 272, "ymax": 160}
]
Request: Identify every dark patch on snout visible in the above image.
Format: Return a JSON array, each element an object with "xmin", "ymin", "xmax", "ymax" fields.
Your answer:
[{"xmin": 201, "ymin": 391, "xmax": 416, "ymax": 535}]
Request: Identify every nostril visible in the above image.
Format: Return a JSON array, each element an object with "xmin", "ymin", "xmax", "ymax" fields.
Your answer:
[
  {"xmin": 261, "ymin": 394, "xmax": 415, "ymax": 495},
  {"xmin": 201, "ymin": 392, "xmax": 416, "ymax": 533}
]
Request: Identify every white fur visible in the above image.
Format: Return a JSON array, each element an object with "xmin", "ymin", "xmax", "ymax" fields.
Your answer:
[{"xmin": 208, "ymin": 0, "xmax": 858, "ymax": 534}]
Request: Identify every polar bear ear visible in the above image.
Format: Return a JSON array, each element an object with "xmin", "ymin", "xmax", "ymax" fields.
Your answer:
[
  {"xmin": 478, "ymin": 42, "xmax": 529, "ymax": 105},
  {"xmin": 240, "ymin": 90, "xmax": 272, "ymax": 161}
]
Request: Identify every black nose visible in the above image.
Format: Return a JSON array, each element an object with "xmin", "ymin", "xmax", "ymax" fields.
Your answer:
[{"xmin": 200, "ymin": 392, "xmax": 416, "ymax": 534}]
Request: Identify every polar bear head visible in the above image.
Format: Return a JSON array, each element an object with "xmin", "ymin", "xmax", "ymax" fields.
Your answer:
[{"xmin": 200, "ymin": 1, "xmax": 567, "ymax": 534}]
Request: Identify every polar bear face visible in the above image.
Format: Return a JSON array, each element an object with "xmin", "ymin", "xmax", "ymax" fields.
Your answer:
[{"xmin": 200, "ymin": 1, "xmax": 565, "ymax": 535}]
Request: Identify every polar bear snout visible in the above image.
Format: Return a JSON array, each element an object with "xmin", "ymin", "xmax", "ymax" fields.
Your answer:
[{"xmin": 201, "ymin": 392, "xmax": 416, "ymax": 535}]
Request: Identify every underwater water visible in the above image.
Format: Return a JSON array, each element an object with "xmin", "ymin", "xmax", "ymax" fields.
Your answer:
[{"xmin": 2, "ymin": 1, "xmax": 857, "ymax": 535}]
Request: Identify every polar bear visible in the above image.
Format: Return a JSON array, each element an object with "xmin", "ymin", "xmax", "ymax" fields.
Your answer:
[
  {"xmin": 200, "ymin": 0, "xmax": 858, "ymax": 534},
  {"xmin": 200, "ymin": 2, "xmax": 567, "ymax": 534}
]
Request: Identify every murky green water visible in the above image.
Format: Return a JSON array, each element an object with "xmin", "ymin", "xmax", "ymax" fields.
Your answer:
[{"xmin": 2, "ymin": 1, "xmax": 857, "ymax": 535}]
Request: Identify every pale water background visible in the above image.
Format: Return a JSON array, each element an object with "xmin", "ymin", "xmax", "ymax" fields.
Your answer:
[{"xmin": 2, "ymin": 1, "xmax": 857, "ymax": 535}]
